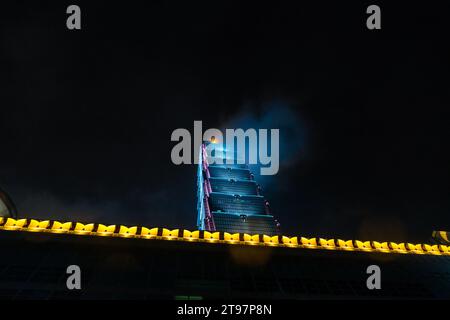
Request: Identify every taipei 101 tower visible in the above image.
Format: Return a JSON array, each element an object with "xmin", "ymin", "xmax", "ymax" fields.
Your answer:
[{"xmin": 196, "ymin": 138, "xmax": 280, "ymax": 235}]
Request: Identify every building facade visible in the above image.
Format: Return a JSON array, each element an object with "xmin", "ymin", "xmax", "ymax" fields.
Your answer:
[{"xmin": 197, "ymin": 141, "xmax": 280, "ymax": 235}]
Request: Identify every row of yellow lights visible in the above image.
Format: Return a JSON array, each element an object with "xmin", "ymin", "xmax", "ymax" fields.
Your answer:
[{"xmin": 1, "ymin": 217, "xmax": 449, "ymax": 256}]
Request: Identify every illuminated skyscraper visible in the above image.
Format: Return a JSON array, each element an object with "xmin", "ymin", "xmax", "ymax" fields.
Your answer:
[{"xmin": 197, "ymin": 141, "xmax": 280, "ymax": 235}]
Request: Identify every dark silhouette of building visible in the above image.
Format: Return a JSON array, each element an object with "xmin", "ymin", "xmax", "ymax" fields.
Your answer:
[{"xmin": 0, "ymin": 217, "xmax": 449, "ymax": 299}]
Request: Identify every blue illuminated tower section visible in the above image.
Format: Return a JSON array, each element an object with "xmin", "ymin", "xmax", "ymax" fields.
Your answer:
[{"xmin": 197, "ymin": 141, "xmax": 280, "ymax": 235}]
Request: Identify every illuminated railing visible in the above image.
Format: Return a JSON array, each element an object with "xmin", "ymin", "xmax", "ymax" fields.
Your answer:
[{"xmin": 0, "ymin": 217, "xmax": 449, "ymax": 256}]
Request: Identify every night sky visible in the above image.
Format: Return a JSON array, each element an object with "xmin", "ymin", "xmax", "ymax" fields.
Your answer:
[{"xmin": 1, "ymin": 1, "xmax": 449, "ymax": 242}]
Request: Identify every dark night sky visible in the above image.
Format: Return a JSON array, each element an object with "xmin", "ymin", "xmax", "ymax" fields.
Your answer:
[{"xmin": 1, "ymin": 1, "xmax": 449, "ymax": 242}]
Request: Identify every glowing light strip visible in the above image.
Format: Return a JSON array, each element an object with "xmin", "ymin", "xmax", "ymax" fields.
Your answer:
[
  {"xmin": 0, "ymin": 217, "xmax": 449, "ymax": 256},
  {"xmin": 201, "ymin": 143, "xmax": 216, "ymax": 231}
]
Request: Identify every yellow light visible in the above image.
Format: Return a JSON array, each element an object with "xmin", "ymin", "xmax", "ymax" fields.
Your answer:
[
  {"xmin": 337, "ymin": 239, "xmax": 354, "ymax": 250},
  {"xmin": 301, "ymin": 237, "xmax": 317, "ymax": 247},
  {"xmin": 27, "ymin": 219, "xmax": 50, "ymax": 232},
  {"xmin": 243, "ymin": 234, "xmax": 259, "ymax": 243},
  {"xmin": 224, "ymin": 232, "xmax": 240, "ymax": 242},
  {"xmin": 355, "ymin": 240, "xmax": 372, "ymax": 251},
  {"xmin": 203, "ymin": 231, "xmax": 220, "ymax": 241},
  {"xmin": 406, "ymin": 243, "xmax": 424, "ymax": 254},
  {"xmin": 51, "ymin": 221, "xmax": 72, "ymax": 233},
  {"xmin": 73, "ymin": 222, "xmax": 94, "ymax": 234},
  {"xmin": 439, "ymin": 245, "xmax": 449, "ymax": 254},
  {"xmin": 96, "ymin": 224, "xmax": 116, "ymax": 235},
  {"xmin": 3, "ymin": 218, "xmax": 27, "ymax": 230},
  {"xmin": 263, "ymin": 235, "xmax": 279, "ymax": 245},
  {"xmin": 183, "ymin": 230, "xmax": 200, "ymax": 240},
  {"xmin": 439, "ymin": 231, "xmax": 449, "ymax": 242},
  {"xmin": 372, "ymin": 241, "xmax": 390, "ymax": 252},
  {"xmin": 119, "ymin": 226, "xmax": 137, "ymax": 237},
  {"xmin": 319, "ymin": 238, "xmax": 336, "ymax": 249},
  {"xmin": 413, "ymin": 244, "xmax": 424, "ymax": 253},
  {"xmin": 141, "ymin": 227, "xmax": 158, "ymax": 238},
  {"xmin": 162, "ymin": 228, "xmax": 179, "ymax": 238},
  {"xmin": 423, "ymin": 244, "xmax": 441, "ymax": 255},
  {"xmin": 390, "ymin": 242, "xmax": 407, "ymax": 253},
  {"xmin": 282, "ymin": 236, "xmax": 298, "ymax": 246}
]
